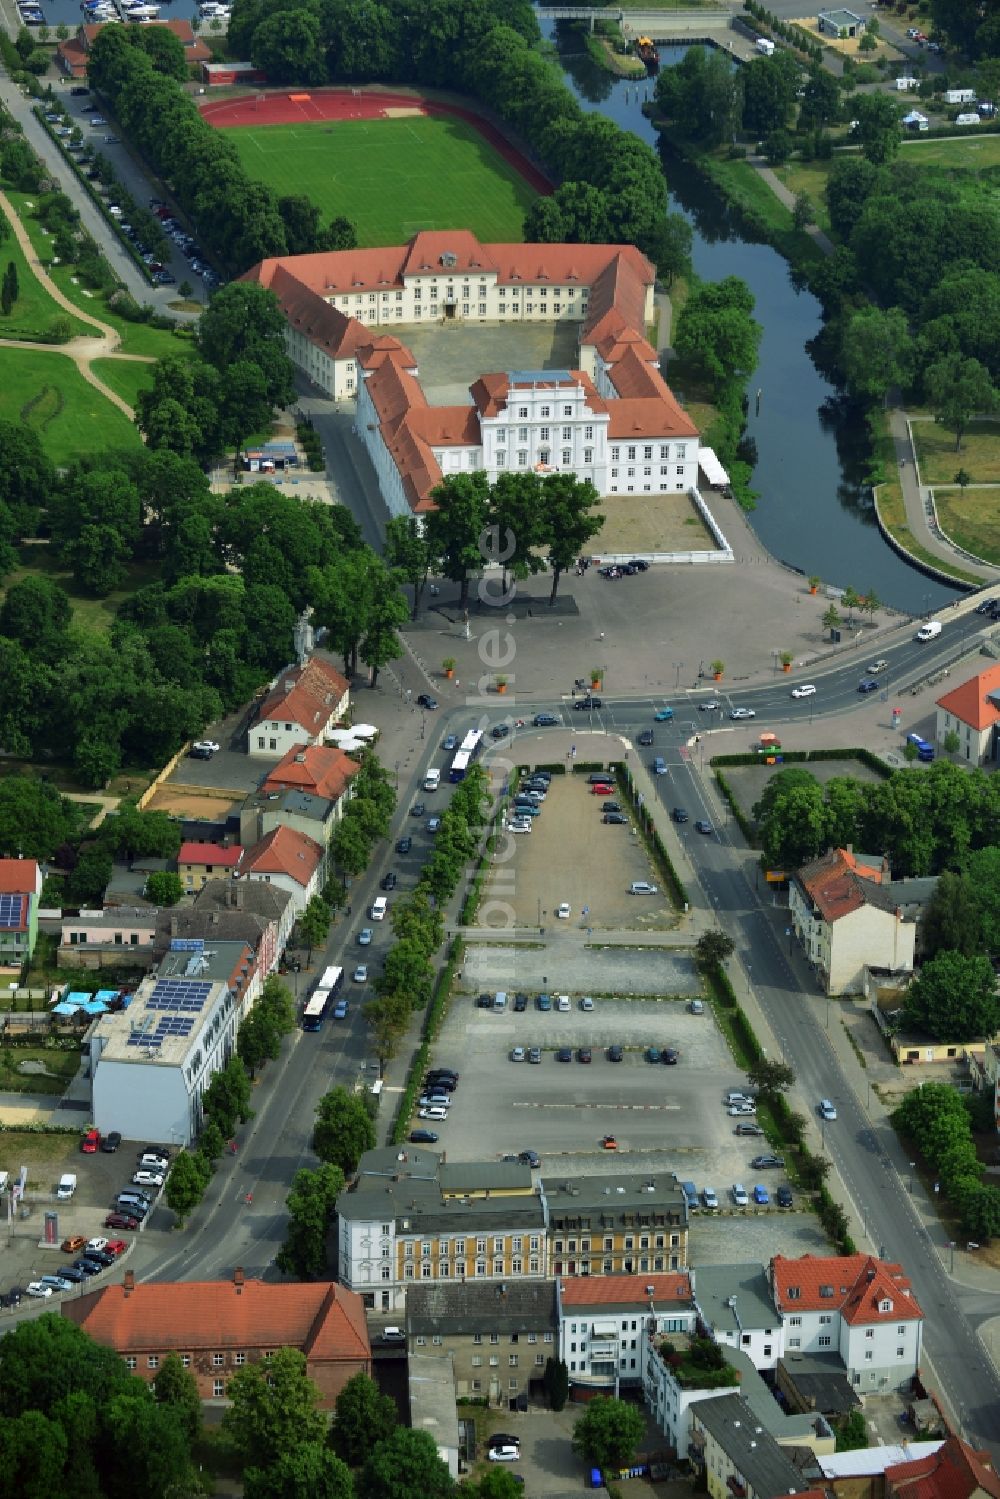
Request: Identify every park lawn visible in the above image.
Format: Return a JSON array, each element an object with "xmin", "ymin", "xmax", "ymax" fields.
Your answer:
[
  {"xmin": 935, "ymin": 487, "xmax": 1000, "ymax": 565},
  {"xmin": 4, "ymin": 543, "xmax": 162, "ymax": 632},
  {"xmin": 912, "ymin": 417, "xmax": 1000, "ymax": 483},
  {"xmin": 899, "ymin": 134, "xmax": 1000, "ymax": 169},
  {"xmin": 0, "ymin": 345, "xmax": 140, "ymax": 464},
  {"xmin": 92, "ymin": 355, "xmax": 157, "ymax": 411},
  {"xmin": 4, "ymin": 190, "xmax": 194, "ymax": 359},
  {"xmin": 773, "ymin": 159, "xmax": 834, "ymax": 231},
  {"xmin": 0, "ymin": 207, "xmax": 92, "ymax": 342},
  {"xmin": 221, "ymin": 113, "xmax": 537, "ymax": 246}
]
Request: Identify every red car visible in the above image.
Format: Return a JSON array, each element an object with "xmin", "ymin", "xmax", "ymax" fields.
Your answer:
[
  {"xmin": 105, "ymin": 1213, "xmax": 139, "ymax": 1231},
  {"xmin": 590, "ymin": 783, "xmax": 613, "ymax": 796},
  {"xmin": 81, "ymin": 1128, "xmax": 101, "ymax": 1153},
  {"xmin": 105, "ymin": 1239, "xmax": 128, "ymax": 1256}
]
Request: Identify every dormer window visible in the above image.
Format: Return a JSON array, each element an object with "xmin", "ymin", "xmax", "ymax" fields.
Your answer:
[
  {"xmin": 878, "ymin": 1297, "xmax": 893, "ymax": 1313},
  {"xmin": 786, "ymin": 1287, "xmax": 800, "ymax": 1300},
  {"xmin": 819, "ymin": 1285, "xmax": 834, "ymax": 1298}
]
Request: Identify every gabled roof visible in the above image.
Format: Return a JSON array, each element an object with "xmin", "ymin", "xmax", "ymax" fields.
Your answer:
[
  {"xmin": 887, "ymin": 1435, "xmax": 1000, "ymax": 1499},
  {"xmin": 178, "ymin": 842, "xmax": 243, "ymax": 869},
  {"xmin": 243, "ymin": 826, "xmax": 323, "ymax": 887},
  {"xmin": 936, "ymin": 663, "xmax": 1000, "ymax": 732},
  {"xmin": 257, "ymin": 657, "xmax": 349, "ymax": 739},
  {"xmin": 64, "ymin": 1274, "xmax": 370, "ymax": 1362},
  {"xmin": 771, "ymin": 1253, "xmax": 922, "ymax": 1322},
  {"xmin": 264, "ymin": 743, "xmax": 360, "ymax": 803},
  {"xmin": 80, "ymin": 19, "xmax": 211, "ymax": 60},
  {"xmin": 560, "ymin": 1271, "xmax": 692, "ymax": 1309},
  {"xmin": 0, "ymin": 859, "xmax": 40, "ymax": 895},
  {"xmin": 796, "ymin": 847, "xmax": 891, "ymax": 924}
]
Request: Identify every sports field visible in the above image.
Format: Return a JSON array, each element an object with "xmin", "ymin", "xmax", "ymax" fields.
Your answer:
[{"xmin": 220, "ymin": 113, "xmax": 538, "ymax": 246}]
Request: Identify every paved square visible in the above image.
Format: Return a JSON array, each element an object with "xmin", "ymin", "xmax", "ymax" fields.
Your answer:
[{"xmin": 402, "ymin": 322, "xmax": 581, "ymax": 405}]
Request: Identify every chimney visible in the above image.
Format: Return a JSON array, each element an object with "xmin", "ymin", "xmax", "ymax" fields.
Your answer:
[
  {"xmin": 123, "ymin": 1270, "xmax": 135, "ymax": 1296},
  {"xmin": 234, "ymin": 1267, "xmax": 245, "ymax": 1293}
]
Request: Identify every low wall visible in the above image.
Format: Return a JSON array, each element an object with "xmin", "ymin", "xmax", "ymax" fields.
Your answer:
[
  {"xmin": 137, "ymin": 742, "xmax": 191, "ymax": 811},
  {"xmin": 594, "ymin": 487, "xmax": 734, "ymax": 566}
]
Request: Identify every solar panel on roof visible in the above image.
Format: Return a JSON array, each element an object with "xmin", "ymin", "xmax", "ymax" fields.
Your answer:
[
  {"xmin": 0, "ymin": 894, "xmax": 24, "ymax": 928},
  {"xmin": 148, "ymin": 979, "xmax": 212, "ymax": 1015}
]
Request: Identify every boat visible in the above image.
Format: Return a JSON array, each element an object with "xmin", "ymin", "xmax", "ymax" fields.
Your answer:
[
  {"xmin": 124, "ymin": 3, "xmax": 160, "ymax": 16},
  {"xmin": 635, "ymin": 35, "xmax": 659, "ymax": 73}
]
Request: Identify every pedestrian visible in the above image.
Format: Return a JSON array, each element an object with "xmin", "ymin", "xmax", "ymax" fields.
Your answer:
[{"xmin": 347, "ymin": 903, "xmax": 352, "ymax": 916}]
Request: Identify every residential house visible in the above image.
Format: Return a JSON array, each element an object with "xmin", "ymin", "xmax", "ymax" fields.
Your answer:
[
  {"xmin": 63, "ymin": 1267, "xmax": 370, "ymax": 1406},
  {"xmin": 0, "ymin": 858, "xmax": 43, "ymax": 968},
  {"xmin": 178, "ymin": 841, "xmax": 244, "ymax": 894},
  {"xmin": 687, "ymin": 1391, "xmax": 826, "ymax": 1499},
  {"xmin": 557, "ymin": 1272, "xmax": 695, "ymax": 1396},
  {"xmin": 249, "ymin": 656, "xmax": 350, "ymax": 759},
  {"xmin": 692, "ymin": 1263, "xmax": 784, "ymax": 1372},
  {"xmin": 56, "ymin": 19, "xmax": 211, "ymax": 77},
  {"xmin": 240, "ymin": 786, "xmax": 344, "ymax": 855},
  {"xmin": 769, "ymin": 1253, "xmax": 923, "ymax": 1391},
  {"xmin": 261, "ymin": 742, "xmax": 360, "ymax": 812},
  {"xmin": 336, "ymin": 1147, "xmax": 546, "ymax": 1313},
  {"xmin": 789, "ymin": 847, "xmax": 926, "ymax": 994},
  {"xmin": 969, "ymin": 1042, "xmax": 1000, "ymax": 1132},
  {"xmin": 540, "ymin": 1171, "xmax": 688, "ymax": 1279},
  {"xmin": 59, "ymin": 907, "xmax": 158, "ymax": 970},
  {"xmin": 935, "ymin": 664, "xmax": 1000, "ymax": 766},
  {"xmin": 241, "ymin": 825, "xmax": 325, "ymax": 918},
  {"xmin": 405, "ymin": 1281, "xmax": 558, "ymax": 1405},
  {"xmin": 191, "ymin": 877, "xmax": 294, "ymax": 972},
  {"xmin": 884, "ymin": 1435, "xmax": 1000, "ymax": 1499}
]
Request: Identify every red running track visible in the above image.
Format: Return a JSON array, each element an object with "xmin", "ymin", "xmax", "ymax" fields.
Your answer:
[{"xmin": 199, "ymin": 88, "xmax": 552, "ymax": 196}]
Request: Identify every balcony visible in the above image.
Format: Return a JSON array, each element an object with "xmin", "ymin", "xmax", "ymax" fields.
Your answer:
[{"xmin": 655, "ymin": 1335, "xmax": 740, "ymax": 1391}]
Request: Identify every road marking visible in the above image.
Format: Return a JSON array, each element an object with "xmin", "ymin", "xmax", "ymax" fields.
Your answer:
[{"xmin": 511, "ymin": 1100, "xmax": 681, "ymax": 1111}]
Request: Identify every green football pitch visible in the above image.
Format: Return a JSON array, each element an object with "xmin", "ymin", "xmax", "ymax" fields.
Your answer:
[{"xmin": 221, "ymin": 114, "xmax": 537, "ymax": 247}]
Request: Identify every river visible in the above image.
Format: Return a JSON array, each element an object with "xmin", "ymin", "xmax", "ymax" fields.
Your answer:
[{"xmin": 548, "ymin": 27, "xmax": 959, "ymax": 612}]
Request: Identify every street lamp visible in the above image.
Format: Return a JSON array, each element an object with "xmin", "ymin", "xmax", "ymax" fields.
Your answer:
[{"xmin": 908, "ymin": 1162, "xmax": 915, "ymax": 1193}]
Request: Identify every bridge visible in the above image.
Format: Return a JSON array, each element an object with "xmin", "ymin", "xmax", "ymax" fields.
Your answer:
[{"xmin": 534, "ymin": 5, "xmax": 737, "ymax": 34}]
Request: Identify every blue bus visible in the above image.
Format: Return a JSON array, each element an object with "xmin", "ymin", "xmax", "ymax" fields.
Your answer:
[{"xmin": 302, "ymin": 966, "xmax": 343, "ymax": 1031}]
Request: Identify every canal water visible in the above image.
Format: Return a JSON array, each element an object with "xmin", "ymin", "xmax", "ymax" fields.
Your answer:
[{"xmin": 550, "ymin": 28, "xmax": 959, "ymax": 611}]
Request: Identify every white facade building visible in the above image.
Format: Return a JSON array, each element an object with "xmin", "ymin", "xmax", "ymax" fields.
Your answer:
[{"xmin": 691, "ymin": 1263, "xmax": 785, "ymax": 1373}]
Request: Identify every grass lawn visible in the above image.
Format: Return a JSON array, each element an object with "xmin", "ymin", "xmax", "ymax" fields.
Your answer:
[
  {"xmin": 0, "ymin": 211, "xmax": 92, "ymax": 343},
  {"xmin": 773, "ymin": 159, "xmax": 834, "ymax": 231},
  {"xmin": 0, "ymin": 1130, "xmax": 82, "ymax": 1173},
  {"xmin": 0, "ymin": 1045, "xmax": 82, "ymax": 1095},
  {"xmin": 912, "ymin": 417, "xmax": 1000, "ymax": 484},
  {"xmin": 221, "ymin": 113, "xmax": 537, "ymax": 246},
  {"xmin": 4, "ymin": 540, "xmax": 162, "ymax": 632},
  {"xmin": 92, "ymin": 355, "xmax": 156, "ymax": 411},
  {"xmin": 0, "ymin": 346, "xmax": 140, "ymax": 464},
  {"xmin": 900, "ymin": 134, "xmax": 1000, "ymax": 169},
  {"xmin": 935, "ymin": 486, "xmax": 1000, "ymax": 565}
]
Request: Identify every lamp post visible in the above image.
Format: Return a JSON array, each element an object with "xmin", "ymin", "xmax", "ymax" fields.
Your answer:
[{"xmin": 908, "ymin": 1162, "xmax": 915, "ymax": 1193}]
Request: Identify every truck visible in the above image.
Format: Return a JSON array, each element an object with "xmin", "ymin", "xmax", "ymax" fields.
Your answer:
[
  {"xmin": 916, "ymin": 620, "xmax": 942, "ymax": 641},
  {"xmin": 56, "ymin": 1173, "xmax": 77, "ymax": 1200},
  {"xmin": 756, "ymin": 36, "xmax": 775, "ymax": 55}
]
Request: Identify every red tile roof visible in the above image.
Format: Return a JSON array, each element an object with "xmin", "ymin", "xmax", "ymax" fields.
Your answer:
[
  {"xmin": 264, "ymin": 743, "xmax": 360, "ymax": 804},
  {"xmin": 79, "ymin": 19, "xmax": 211, "ymax": 61},
  {"xmin": 64, "ymin": 1274, "xmax": 371, "ymax": 1363},
  {"xmin": 796, "ymin": 847, "xmax": 887, "ymax": 924},
  {"xmin": 887, "ymin": 1436, "xmax": 1000, "ymax": 1499},
  {"xmin": 178, "ymin": 843, "xmax": 244, "ymax": 869},
  {"xmin": 936, "ymin": 663, "xmax": 1000, "ymax": 732},
  {"xmin": 0, "ymin": 859, "xmax": 39, "ymax": 895},
  {"xmin": 244, "ymin": 825, "xmax": 324, "ymax": 887},
  {"xmin": 257, "ymin": 657, "xmax": 349, "ymax": 739},
  {"xmin": 560, "ymin": 1272, "xmax": 692, "ymax": 1308},
  {"xmin": 771, "ymin": 1253, "xmax": 922, "ymax": 1322}
]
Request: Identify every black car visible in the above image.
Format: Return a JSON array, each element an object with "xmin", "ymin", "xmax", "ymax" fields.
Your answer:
[
  {"xmin": 638, "ymin": 729, "xmax": 654, "ymax": 746},
  {"xmin": 380, "ymin": 872, "xmax": 398, "ymax": 891},
  {"xmin": 672, "ymin": 807, "xmax": 689, "ymax": 823},
  {"xmin": 574, "ymin": 697, "xmax": 602, "ymax": 710},
  {"xmin": 2, "ymin": 1287, "xmax": 23, "ymax": 1308},
  {"xmin": 424, "ymin": 1075, "xmax": 456, "ymax": 1092},
  {"xmin": 427, "ymin": 1067, "xmax": 459, "ymax": 1080},
  {"xmin": 608, "ymin": 1044, "xmax": 624, "ymax": 1062},
  {"xmin": 101, "ymin": 1130, "xmax": 121, "ymax": 1153},
  {"xmin": 603, "ymin": 800, "xmax": 622, "ymax": 812},
  {"xmin": 416, "ymin": 694, "xmax": 438, "ymax": 710},
  {"xmin": 975, "ymin": 597, "xmax": 996, "ymax": 613},
  {"xmin": 518, "ymin": 1150, "xmax": 540, "ymax": 1168},
  {"xmin": 662, "ymin": 1047, "xmax": 679, "ymax": 1064},
  {"xmin": 629, "ymin": 559, "xmax": 649, "ymax": 571},
  {"xmin": 695, "ymin": 820, "xmax": 714, "ymax": 835},
  {"xmin": 776, "ymin": 1185, "xmax": 794, "ymax": 1207},
  {"xmin": 410, "ymin": 1129, "xmax": 439, "ymax": 1143},
  {"xmin": 82, "ymin": 1250, "xmax": 115, "ymax": 1269},
  {"xmin": 477, "ymin": 993, "xmax": 493, "ymax": 1008},
  {"xmin": 513, "ymin": 993, "xmax": 528, "ymax": 1012},
  {"xmin": 59, "ymin": 1267, "xmax": 86, "ymax": 1283},
  {"xmin": 491, "ymin": 723, "xmax": 510, "ymax": 739},
  {"xmin": 533, "ymin": 712, "xmax": 559, "ymax": 726},
  {"xmin": 556, "ymin": 1047, "xmax": 572, "ymax": 1063},
  {"xmin": 73, "ymin": 1259, "xmax": 102, "ymax": 1277},
  {"xmin": 410, "ymin": 802, "xmax": 425, "ymax": 817},
  {"xmin": 396, "ymin": 836, "xmax": 412, "ymax": 854},
  {"xmin": 604, "ymin": 813, "xmax": 628, "ymax": 824}
]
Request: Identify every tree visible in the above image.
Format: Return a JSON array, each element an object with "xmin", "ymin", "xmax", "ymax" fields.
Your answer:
[
  {"xmin": 145, "ymin": 871, "xmax": 184, "ymax": 906},
  {"xmin": 152, "ymin": 1352, "xmax": 202, "ymax": 1442},
  {"xmin": 792, "ymin": 192, "xmax": 815, "ymax": 231},
  {"xmin": 250, "ymin": 9, "xmax": 327, "ymax": 84},
  {"xmin": 920, "ymin": 871, "xmax": 983, "ymax": 959},
  {"xmin": 359, "ymin": 558, "xmax": 408, "ymax": 687},
  {"xmin": 0, "ymin": 776, "xmax": 78, "ymax": 860},
  {"xmin": 841, "ymin": 307, "xmax": 913, "ymax": 404},
  {"xmin": 102, "ymin": 1388, "xmax": 198, "ymax": 1499},
  {"xmin": 476, "ymin": 1473, "xmax": 525, "ymax": 1499},
  {"xmin": 327, "ymin": 1371, "xmax": 398, "ymax": 1466},
  {"xmin": 201, "ymin": 1055, "xmax": 254, "ymax": 1138},
  {"xmin": 904, "ymin": 951, "xmax": 1000, "ymax": 1042},
  {"xmin": 753, "ymin": 769, "xmax": 828, "ymax": 869},
  {"xmin": 672, "ymin": 277, "xmax": 761, "ymax": 401},
  {"xmin": 543, "ymin": 1356, "xmax": 569, "ymax": 1411},
  {"xmin": 298, "ymin": 894, "xmax": 331, "ymax": 961},
  {"xmin": 854, "ymin": 92, "xmax": 902, "ymax": 163},
  {"xmin": 163, "ymin": 1149, "xmax": 211, "ymax": 1223},
  {"xmin": 822, "ymin": 602, "xmax": 842, "ymax": 637},
  {"xmin": 742, "ymin": 52, "xmax": 801, "ymax": 135},
  {"xmin": 655, "ymin": 46, "xmax": 742, "ymax": 147},
  {"xmin": 245, "ymin": 1445, "xmax": 353, "ymax": 1499},
  {"xmin": 1, "ymin": 259, "xmax": 19, "ymax": 315},
  {"xmin": 541, "ymin": 473, "xmax": 604, "ymax": 603},
  {"xmin": 424, "ymin": 472, "xmax": 491, "ymax": 610},
  {"xmin": 695, "ymin": 930, "xmax": 734, "ymax": 970},
  {"xmin": 747, "ymin": 1057, "xmax": 795, "ymax": 1099},
  {"xmin": 384, "ymin": 514, "xmax": 432, "ymax": 618},
  {"xmin": 330, "ymin": 815, "xmax": 371, "ymax": 880},
  {"xmin": 224, "ymin": 1348, "xmax": 327, "ymax": 1469},
  {"xmin": 572, "ymin": 1395, "xmax": 645, "ymax": 1471},
  {"xmin": 131, "ymin": 21, "xmax": 188, "ymax": 79},
  {"xmin": 925, "ymin": 354, "xmax": 997, "ymax": 450},
  {"xmin": 359, "ymin": 1427, "xmax": 456, "ymax": 1499},
  {"xmin": 799, "ymin": 65, "xmax": 840, "ymax": 129},
  {"xmin": 836, "ymin": 1409, "xmax": 868, "ymax": 1451},
  {"xmin": 197, "ymin": 282, "xmax": 294, "ymax": 412},
  {"xmin": 312, "ymin": 1085, "xmax": 376, "ymax": 1174},
  {"xmin": 277, "ymin": 1162, "xmax": 344, "ymax": 1278}
]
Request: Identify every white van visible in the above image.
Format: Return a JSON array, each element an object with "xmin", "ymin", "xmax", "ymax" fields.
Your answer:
[
  {"xmin": 56, "ymin": 1173, "xmax": 77, "ymax": 1200},
  {"xmin": 423, "ymin": 768, "xmax": 441, "ymax": 792},
  {"xmin": 756, "ymin": 36, "xmax": 775, "ymax": 55},
  {"xmin": 370, "ymin": 896, "xmax": 388, "ymax": 921},
  {"xmin": 493, "ymin": 990, "xmax": 507, "ymax": 1011},
  {"xmin": 916, "ymin": 620, "xmax": 942, "ymax": 641}
]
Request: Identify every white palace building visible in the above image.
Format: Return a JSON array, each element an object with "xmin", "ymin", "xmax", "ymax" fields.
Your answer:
[{"xmin": 245, "ymin": 231, "xmax": 702, "ymax": 518}]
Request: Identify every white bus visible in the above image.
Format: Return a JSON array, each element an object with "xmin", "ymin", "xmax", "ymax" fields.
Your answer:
[
  {"xmin": 449, "ymin": 750, "xmax": 471, "ymax": 783},
  {"xmin": 319, "ymin": 965, "xmax": 344, "ymax": 994}
]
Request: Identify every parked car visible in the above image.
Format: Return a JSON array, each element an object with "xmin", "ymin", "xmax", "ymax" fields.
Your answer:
[
  {"xmin": 556, "ymin": 902, "xmax": 571, "ymax": 920},
  {"xmin": 556, "ymin": 1047, "xmax": 572, "ymax": 1063},
  {"xmin": 528, "ymin": 1047, "xmax": 542, "ymax": 1064},
  {"xmin": 647, "ymin": 1047, "xmax": 661, "ymax": 1064},
  {"xmin": 776, "ymin": 1185, "xmax": 794, "ymax": 1208},
  {"xmin": 510, "ymin": 1046, "xmax": 526, "ymax": 1063},
  {"xmin": 105, "ymin": 1213, "xmax": 140, "ymax": 1230},
  {"xmin": 580, "ymin": 996, "xmax": 594, "ymax": 1010},
  {"xmin": 410, "ymin": 802, "xmax": 425, "ymax": 817},
  {"xmin": 753, "ymin": 1184, "xmax": 770, "ymax": 1205},
  {"xmin": 573, "ymin": 696, "xmax": 602, "ymax": 710},
  {"xmin": 536, "ymin": 994, "xmax": 551, "ymax": 1011},
  {"xmin": 409, "ymin": 1129, "xmax": 439, "ymax": 1143},
  {"xmin": 701, "ymin": 1187, "xmax": 719, "ymax": 1209},
  {"xmin": 578, "ymin": 1047, "xmax": 592, "ymax": 1063},
  {"xmin": 751, "ymin": 1154, "xmax": 785, "ymax": 1169},
  {"xmin": 85, "ymin": 1237, "xmax": 109, "ymax": 1254},
  {"xmin": 607, "ymin": 1044, "xmax": 624, "ymax": 1062},
  {"xmin": 61, "ymin": 1235, "xmax": 87, "ymax": 1253},
  {"xmin": 416, "ymin": 694, "xmax": 438, "ymax": 709},
  {"xmin": 662, "ymin": 1047, "xmax": 679, "ymax": 1064},
  {"xmin": 629, "ymin": 881, "xmax": 658, "ymax": 895},
  {"xmin": 728, "ymin": 1102, "xmax": 757, "ymax": 1116},
  {"xmin": 81, "ymin": 1129, "xmax": 101, "ymax": 1153},
  {"xmin": 518, "ymin": 1150, "xmax": 540, "ymax": 1168},
  {"xmin": 418, "ymin": 1106, "xmax": 449, "ymax": 1120},
  {"xmin": 380, "ymin": 872, "xmax": 397, "ymax": 891},
  {"xmin": 731, "ymin": 1183, "xmax": 749, "ymax": 1207},
  {"xmin": 734, "ymin": 1122, "xmax": 764, "ymax": 1137},
  {"xmin": 100, "ymin": 1131, "xmax": 121, "ymax": 1153},
  {"xmin": 26, "ymin": 1281, "xmax": 54, "ymax": 1298},
  {"xmin": 533, "ymin": 712, "xmax": 559, "ymax": 726},
  {"xmin": 514, "ymin": 993, "xmax": 528, "ymax": 1012}
]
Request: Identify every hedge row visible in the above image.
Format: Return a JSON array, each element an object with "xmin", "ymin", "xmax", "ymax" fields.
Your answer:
[
  {"xmin": 391, "ymin": 936, "xmax": 464, "ymax": 1144},
  {"xmin": 714, "ymin": 768, "xmax": 757, "ymax": 845},
  {"xmin": 710, "ymin": 747, "xmax": 890, "ymax": 773}
]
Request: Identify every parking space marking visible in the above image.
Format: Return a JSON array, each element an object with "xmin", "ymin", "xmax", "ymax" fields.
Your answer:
[{"xmin": 510, "ymin": 1100, "xmax": 682, "ymax": 1111}]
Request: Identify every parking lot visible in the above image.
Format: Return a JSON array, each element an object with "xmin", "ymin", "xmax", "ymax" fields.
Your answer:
[
  {"xmin": 460, "ymin": 940, "xmax": 699, "ymax": 998},
  {"xmin": 482, "ymin": 772, "xmax": 676, "ymax": 932}
]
